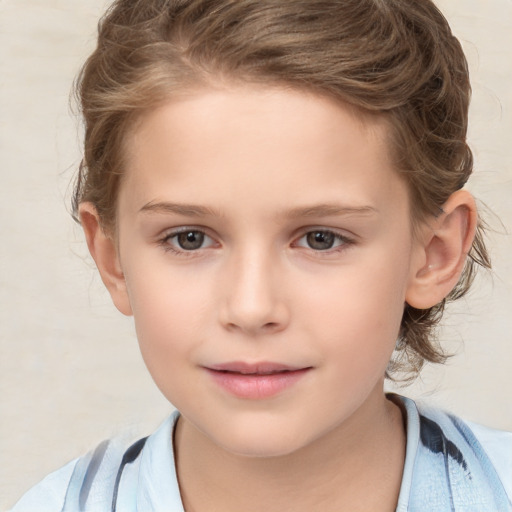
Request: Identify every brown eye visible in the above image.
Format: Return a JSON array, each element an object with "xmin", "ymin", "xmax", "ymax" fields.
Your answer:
[
  {"xmin": 306, "ymin": 231, "xmax": 336, "ymax": 250},
  {"xmin": 160, "ymin": 229, "xmax": 216, "ymax": 255},
  {"xmin": 176, "ymin": 231, "xmax": 205, "ymax": 250}
]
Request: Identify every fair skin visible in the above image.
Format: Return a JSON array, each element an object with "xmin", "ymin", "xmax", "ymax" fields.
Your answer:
[{"xmin": 81, "ymin": 85, "xmax": 476, "ymax": 512}]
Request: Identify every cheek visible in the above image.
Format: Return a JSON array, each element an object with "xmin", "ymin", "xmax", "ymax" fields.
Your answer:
[
  {"xmin": 297, "ymin": 250, "xmax": 409, "ymax": 365},
  {"xmin": 124, "ymin": 265, "xmax": 212, "ymax": 367},
  {"xmin": 125, "ymin": 280, "xmax": 208, "ymax": 405},
  {"xmin": 301, "ymin": 256, "xmax": 407, "ymax": 329}
]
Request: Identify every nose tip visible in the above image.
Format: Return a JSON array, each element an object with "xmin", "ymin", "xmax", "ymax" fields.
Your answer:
[
  {"xmin": 225, "ymin": 315, "xmax": 286, "ymax": 336},
  {"xmin": 218, "ymin": 256, "xmax": 290, "ymax": 336},
  {"xmin": 222, "ymin": 292, "xmax": 289, "ymax": 336}
]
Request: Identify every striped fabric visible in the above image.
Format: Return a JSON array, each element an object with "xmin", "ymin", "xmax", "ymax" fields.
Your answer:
[{"xmin": 11, "ymin": 395, "xmax": 512, "ymax": 511}]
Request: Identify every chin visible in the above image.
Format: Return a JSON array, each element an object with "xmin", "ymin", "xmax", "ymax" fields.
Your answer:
[{"xmin": 209, "ymin": 420, "xmax": 315, "ymax": 459}]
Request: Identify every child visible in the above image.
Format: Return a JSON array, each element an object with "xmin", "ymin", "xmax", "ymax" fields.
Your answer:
[{"xmin": 11, "ymin": 0, "xmax": 512, "ymax": 510}]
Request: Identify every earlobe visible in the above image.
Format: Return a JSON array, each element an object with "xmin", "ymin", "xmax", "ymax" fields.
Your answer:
[
  {"xmin": 405, "ymin": 190, "xmax": 477, "ymax": 310},
  {"xmin": 79, "ymin": 203, "xmax": 133, "ymax": 316}
]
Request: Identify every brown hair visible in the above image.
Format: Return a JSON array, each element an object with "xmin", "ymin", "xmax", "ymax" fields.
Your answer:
[{"xmin": 73, "ymin": 0, "xmax": 491, "ymax": 380}]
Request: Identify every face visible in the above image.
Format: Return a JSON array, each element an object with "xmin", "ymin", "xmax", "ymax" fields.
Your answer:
[{"xmin": 114, "ymin": 86, "xmax": 423, "ymax": 457}]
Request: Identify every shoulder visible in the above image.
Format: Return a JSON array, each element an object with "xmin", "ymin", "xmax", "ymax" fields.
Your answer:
[
  {"xmin": 416, "ymin": 400, "xmax": 512, "ymax": 486},
  {"xmin": 9, "ymin": 438, "xmax": 128, "ymax": 512},
  {"xmin": 395, "ymin": 394, "xmax": 512, "ymax": 511},
  {"xmin": 464, "ymin": 418, "xmax": 512, "ymax": 500},
  {"xmin": 9, "ymin": 458, "xmax": 79, "ymax": 512},
  {"xmin": 9, "ymin": 412, "xmax": 180, "ymax": 512}
]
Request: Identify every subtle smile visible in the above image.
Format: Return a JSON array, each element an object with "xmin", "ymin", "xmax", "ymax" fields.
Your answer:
[{"xmin": 204, "ymin": 362, "xmax": 312, "ymax": 399}]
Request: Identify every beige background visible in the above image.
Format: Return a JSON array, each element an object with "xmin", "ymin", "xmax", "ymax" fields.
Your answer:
[{"xmin": 1, "ymin": 0, "xmax": 511, "ymax": 509}]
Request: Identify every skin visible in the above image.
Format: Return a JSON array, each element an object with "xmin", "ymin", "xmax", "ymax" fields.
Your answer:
[{"xmin": 81, "ymin": 85, "xmax": 477, "ymax": 512}]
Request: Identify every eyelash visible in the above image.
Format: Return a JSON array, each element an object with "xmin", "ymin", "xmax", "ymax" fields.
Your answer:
[
  {"xmin": 158, "ymin": 227, "xmax": 355, "ymax": 257},
  {"xmin": 293, "ymin": 229, "xmax": 354, "ymax": 255},
  {"xmin": 158, "ymin": 227, "xmax": 217, "ymax": 257}
]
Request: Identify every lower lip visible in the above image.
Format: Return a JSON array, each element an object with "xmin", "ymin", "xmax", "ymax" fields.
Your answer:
[{"xmin": 205, "ymin": 368, "xmax": 311, "ymax": 399}]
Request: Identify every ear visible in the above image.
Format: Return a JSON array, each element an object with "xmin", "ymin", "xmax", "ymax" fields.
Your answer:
[
  {"xmin": 79, "ymin": 203, "xmax": 133, "ymax": 316},
  {"xmin": 405, "ymin": 190, "xmax": 477, "ymax": 310}
]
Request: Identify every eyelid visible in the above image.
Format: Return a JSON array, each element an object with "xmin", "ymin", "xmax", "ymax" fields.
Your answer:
[
  {"xmin": 159, "ymin": 226, "xmax": 219, "ymax": 254},
  {"xmin": 161, "ymin": 225, "xmax": 206, "ymax": 237},
  {"xmin": 293, "ymin": 226, "xmax": 356, "ymax": 241}
]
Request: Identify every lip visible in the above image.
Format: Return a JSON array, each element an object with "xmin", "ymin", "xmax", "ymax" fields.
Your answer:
[{"xmin": 204, "ymin": 361, "xmax": 312, "ymax": 399}]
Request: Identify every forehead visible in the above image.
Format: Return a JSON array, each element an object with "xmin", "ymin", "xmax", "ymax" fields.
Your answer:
[{"xmin": 119, "ymin": 85, "xmax": 408, "ymax": 220}]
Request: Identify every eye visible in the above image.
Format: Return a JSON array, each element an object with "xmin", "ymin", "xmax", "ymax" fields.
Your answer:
[
  {"xmin": 295, "ymin": 230, "xmax": 351, "ymax": 251},
  {"xmin": 176, "ymin": 230, "xmax": 206, "ymax": 250},
  {"xmin": 162, "ymin": 229, "xmax": 216, "ymax": 252}
]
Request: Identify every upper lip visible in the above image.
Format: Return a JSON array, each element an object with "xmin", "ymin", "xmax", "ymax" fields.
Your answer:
[{"xmin": 206, "ymin": 361, "xmax": 309, "ymax": 375}]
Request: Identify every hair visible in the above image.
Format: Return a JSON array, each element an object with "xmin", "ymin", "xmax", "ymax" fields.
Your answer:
[{"xmin": 72, "ymin": 0, "xmax": 491, "ymax": 380}]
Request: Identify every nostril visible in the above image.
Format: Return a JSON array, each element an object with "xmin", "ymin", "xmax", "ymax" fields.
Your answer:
[{"xmin": 219, "ymin": 291, "xmax": 290, "ymax": 334}]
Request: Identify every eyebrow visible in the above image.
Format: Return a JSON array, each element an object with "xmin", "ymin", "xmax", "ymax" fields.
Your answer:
[
  {"xmin": 139, "ymin": 201, "xmax": 223, "ymax": 218},
  {"xmin": 281, "ymin": 203, "xmax": 378, "ymax": 219},
  {"xmin": 139, "ymin": 201, "xmax": 377, "ymax": 219}
]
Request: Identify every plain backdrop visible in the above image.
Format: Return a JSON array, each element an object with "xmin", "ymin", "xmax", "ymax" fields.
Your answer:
[{"xmin": 1, "ymin": 0, "xmax": 511, "ymax": 509}]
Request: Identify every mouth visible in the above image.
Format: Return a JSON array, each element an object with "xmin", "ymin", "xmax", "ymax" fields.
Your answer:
[
  {"xmin": 204, "ymin": 362, "xmax": 312, "ymax": 399},
  {"xmin": 207, "ymin": 361, "xmax": 310, "ymax": 374}
]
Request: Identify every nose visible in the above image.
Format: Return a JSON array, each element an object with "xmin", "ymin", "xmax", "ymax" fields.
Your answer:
[{"xmin": 218, "ymin": 247, "xmax": 290, "ymax": 336}]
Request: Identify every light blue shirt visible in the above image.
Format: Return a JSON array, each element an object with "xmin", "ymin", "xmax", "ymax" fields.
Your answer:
[{"xmin": 11, "ymin": 395, "xmax": 512, "ymax": 511}]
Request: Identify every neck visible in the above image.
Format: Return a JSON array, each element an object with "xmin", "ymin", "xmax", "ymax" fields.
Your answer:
[{"xmin": 174, "ymin": 386, "xmax": 406, "ymax": 512}]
